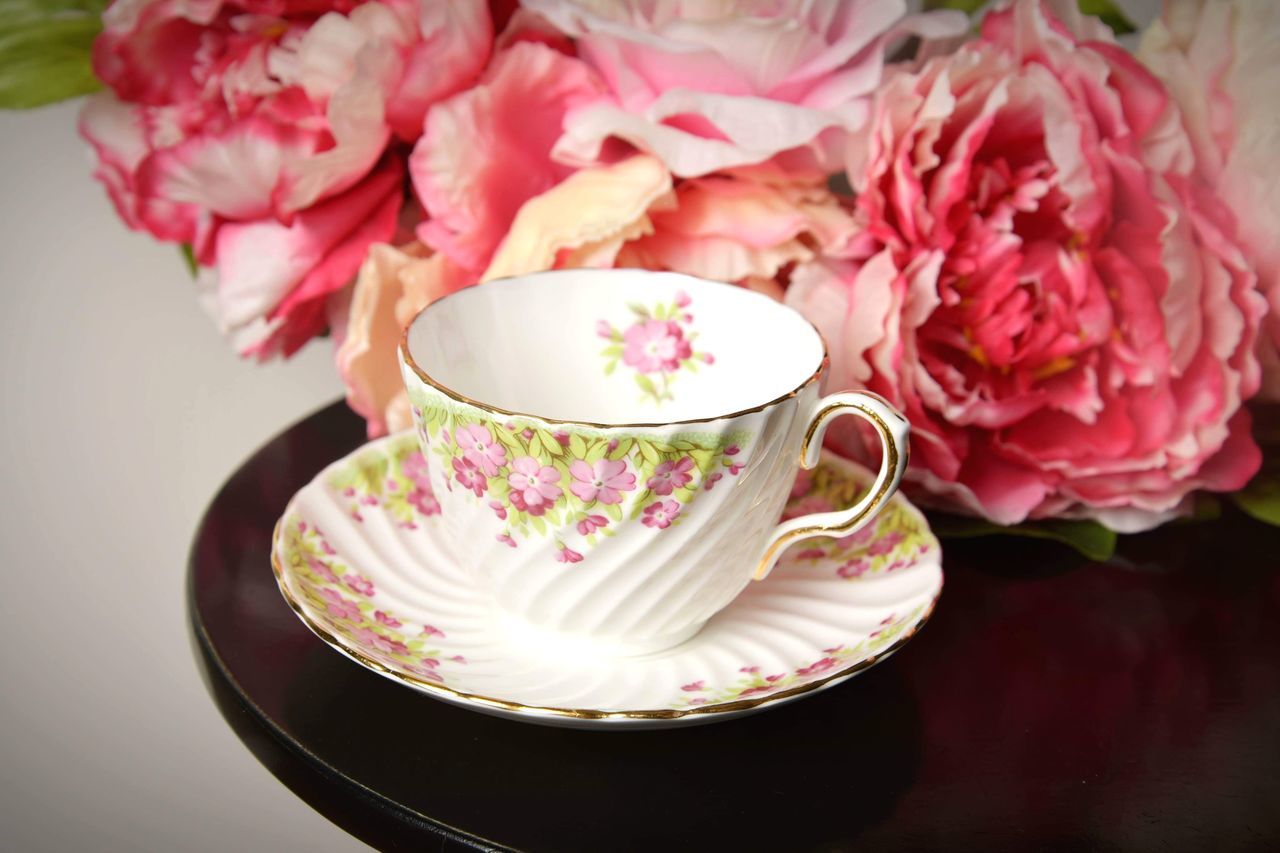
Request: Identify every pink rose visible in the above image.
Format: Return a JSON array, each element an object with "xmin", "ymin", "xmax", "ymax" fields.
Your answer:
[
  {"xmin": 788, "ymin": 0, "xmax": 1265, "ymax": 530},
  {"xmin": 523, "ymin": 0, "xmax": 965, "ymax": 177},
  {"xmin": 81, "ymin": 0, "xmax": 492, "ymax": 357},
  {"xmin": 1138, "ymin": 0, "xmax": 1280, "ymax": 396}
]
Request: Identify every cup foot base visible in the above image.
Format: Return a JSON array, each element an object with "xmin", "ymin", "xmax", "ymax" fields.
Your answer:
[{"xmin": 495, "ymin": 610, "xmax": 708, "ymax": 660}]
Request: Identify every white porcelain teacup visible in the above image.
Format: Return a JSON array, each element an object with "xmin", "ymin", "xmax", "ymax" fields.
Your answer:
[{"xmin": 401, "ymin": 269, "xmax": 908, "ymax": 656}]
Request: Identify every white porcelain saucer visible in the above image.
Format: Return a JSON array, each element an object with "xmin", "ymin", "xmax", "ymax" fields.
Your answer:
[{"xmin": 271, "ymin": 433, "xmax": 943, "ymax": 729}]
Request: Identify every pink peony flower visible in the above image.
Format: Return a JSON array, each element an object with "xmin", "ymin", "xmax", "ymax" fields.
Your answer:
[
  {"xmin": 576, "ymin": 514, "xmax": 609, "ymax": 536},
  {"xmin": 569, "ymin": 458, "xmax": 635, "ymax": 504},
  {"xmin": 554, "ymin": 545, "xmax": 584, "ymax": 564},
  {"xmin": 82, "ymin": 0, "xmax": 493, "ymax": 358},
  {"xmin": 787, "ymin": 0, "xmax": 1265, "ymax": 530},
  {"xmin": 1138, "ymin": 0, "xmax": 1280, "ymax": 396},
  {"xmin": 641, "ymin": 499, "xmax": 681, "ymax": 529},
  {"xmin": 455, "ymin": 423, "xmax": 507, "ymax": 476},
  {"xmin": 451, "ymin": 456, "xmax": 487, "ymax": 498},
  {"xmin": 411, "ymin": 41, "xmax": 605, "ymax": 272},
  {"xmin": 622, "ymin": 321, "xmax": 692, "ymax": 374},
  {"xmin": 524, "ymin": 0, "xmax": 965, "ymax": 177},
  {"xmin": 318, "ymin": 588, "xmax": 361, "ymax": 621},
  {"xmin": 646, "ymin": 457, "xmax": 695, "ymax": 495},
  {"xmin": 508, "ymin": 456, "xmax": 563, "ymax": 510}
]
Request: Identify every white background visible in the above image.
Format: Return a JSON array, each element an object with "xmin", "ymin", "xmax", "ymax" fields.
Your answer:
[{"xmin": 0, "ymin": 101, "xmax": 365, "ymax": 851}]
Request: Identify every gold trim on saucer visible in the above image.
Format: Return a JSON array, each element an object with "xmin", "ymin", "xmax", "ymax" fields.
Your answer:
[
  {"xmin": 270, "ymin": 521, "xmax": 939, "ymax": 723},
  {"xmin": 399, "ymin": 271, "xmax": 831, "ymax": 430}
]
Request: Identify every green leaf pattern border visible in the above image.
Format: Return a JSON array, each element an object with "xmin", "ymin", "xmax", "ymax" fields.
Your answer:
[
  {"xmin": 409, "ymin": 391, "xmax": 750, "ymax": 563},
  {"xmin": 596, "ymin": 290, "xmax": 714, "ymax": 406}
]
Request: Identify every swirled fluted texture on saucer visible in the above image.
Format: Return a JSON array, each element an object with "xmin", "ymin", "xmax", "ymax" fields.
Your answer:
[{"xmin": 272, "ymin": 433, "xmax": 942, "ymax": 727}]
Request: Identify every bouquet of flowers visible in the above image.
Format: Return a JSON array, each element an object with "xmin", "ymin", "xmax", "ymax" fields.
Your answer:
[{"xmin": 7, "ymin": 0, "xmax": 1279, "ymax": 556}]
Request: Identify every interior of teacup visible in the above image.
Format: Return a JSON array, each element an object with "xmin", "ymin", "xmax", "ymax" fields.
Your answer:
[{"xmin": 404, "ymin": 269, "xmax": 826, "ymax": 424}]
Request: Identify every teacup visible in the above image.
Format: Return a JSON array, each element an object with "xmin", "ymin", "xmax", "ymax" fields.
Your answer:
[{"xmin": 401, "ymin": 269, "xmax": 908, "ymax": 656}]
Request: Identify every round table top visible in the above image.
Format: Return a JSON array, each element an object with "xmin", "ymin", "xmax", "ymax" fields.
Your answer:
[{"xmin": 189, "ymin": 401, "xmax": 1280, "ymax": 852}]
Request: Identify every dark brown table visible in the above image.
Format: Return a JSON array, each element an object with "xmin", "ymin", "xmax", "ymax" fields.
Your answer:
[{"xmin": 189, "ymin": 400, "xmax": 1280, "ymax": 851}]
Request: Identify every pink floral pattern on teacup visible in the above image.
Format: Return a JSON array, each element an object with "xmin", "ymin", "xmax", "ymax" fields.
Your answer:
[
  {"xmin": 597, "ymin": 291, "xmax": 713, "ymax": 406},
  {"xmin": 407, "ymin": 393, "xmax": 748, "ymax": 563}
]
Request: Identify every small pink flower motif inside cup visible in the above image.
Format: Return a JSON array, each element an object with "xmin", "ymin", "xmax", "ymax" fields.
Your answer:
[
  {"xmin": 576, "ymin": 514, "xmax": 608, "ymax": 536},
  {"xmin": 555, "ymin": 545, "xmax": 584, "ymax": 564},
  {"xmin": 318, "ymin": 588, "xmax": 361, "ymax": 621},
  {"xmin": 452, "ymin": 456, "xmax": 487, "ymax": 498},
  {"xmin": 622, "ymin": 320, "xmax": 692, "ymax": 373},
  {"xmin": 641, "ymin": 499, "xmax": 681, "ymax": 529},
  {"xmin": 569, "ymin": 458, "xmax": 636, "ymax": 504},
  {"xmin": 646, "ymin": 457, "xmax": 694, "ymax": 495},
  {"xmin": 455, "ymin": 423, "xmax": 507, "ymax": 476},
  {"xmin": 508, "ymin": 456, "xmax": 563, "ymax": 510}
]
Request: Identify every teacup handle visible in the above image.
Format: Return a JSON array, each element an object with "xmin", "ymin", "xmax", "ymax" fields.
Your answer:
[{"xmin": 755, "ymin": 391, "xmax": 910, "ymax": 580}]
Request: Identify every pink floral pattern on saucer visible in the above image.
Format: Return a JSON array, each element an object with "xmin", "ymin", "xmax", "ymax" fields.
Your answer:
[
  {"xmin": 597, "ymin": 290, "xmax": 713, "ymax": 406},
  {"xmin": 272, "ymin": 432, "xmax": 943, "ymax": 728}
]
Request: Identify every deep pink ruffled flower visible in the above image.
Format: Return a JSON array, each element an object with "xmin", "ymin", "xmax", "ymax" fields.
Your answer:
[
  {"xmin": 554, "ymin": 545, "xmax": 584, "ymax": 564},
  {"xmin": 81, "ymin": 0, "xmax": 493, "ymax": 357},
  {"xmin": 451, "ymin": 456, "xmax": 487, "ymax": 498},
  {"xmin": 787, "ymin": 0, "xmax": 1265, "ymax": 530}
]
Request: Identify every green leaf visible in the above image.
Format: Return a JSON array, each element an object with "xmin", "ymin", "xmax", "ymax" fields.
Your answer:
[
  {"xmin": 608, "ymin": 438, "xmax": 634, "ymax": 460},
  {"xmin": 584, "ymin": 440, "xmax": 608, "ymax": 464},
  {"xmin": 538, "ymin": 429, "xmax": 564, "ymax": 457},
  {"xmin": 928, "ymin": 513, "xmax": 1118, "ymax": 562},
  {"xmin": 530, "ymin": 515, "xmax": 547, "ymax": 535},
  {"xmin": 921, "ymin": 0, "xmax": 984, "ymax": 13},
  {"xmin": 635, "ymin": 373, "xmax": 658, "ymax": 398},
  {"xmin": 637, "ymin": 439, "xmax": 659, "ymax": 467},
  {"xmin": 179, "ymin": 244, "xmax": 197, "ymax": 277},
  {"xmin": 568, "ymin": 433, "xmax": 587, "ymax": 458},
  {"xmin": 0, "ymin": 5, "xmax": 106, "ymax": 109},
  {"xmin": 1231, "ymin": 475, "xmax": 1280, "ymax": 527},
  {"xmin": 603, "ymin": 360, "xmax": 617, "ymax": 376},
  {"xmin": 1077, "ymin": 0, "xmax": 1135, "ymax": 34},
  {"xmin": 528, "ymin": 433, "xmax": 544, "ymax": 459}
]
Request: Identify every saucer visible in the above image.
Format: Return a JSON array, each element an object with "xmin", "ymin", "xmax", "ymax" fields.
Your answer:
[{"xmin": 271, "ymin": 433, "xmax": 943, "ymax": 729}]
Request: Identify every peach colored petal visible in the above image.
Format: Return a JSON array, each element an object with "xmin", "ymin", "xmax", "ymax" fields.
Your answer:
[
  {"xmin": 481, "ymin": 155, "xmax": 673, "ymax": 282},
  {"xmin": 337, "ymin": 243, "xmax": 471, "ymax": 437}
]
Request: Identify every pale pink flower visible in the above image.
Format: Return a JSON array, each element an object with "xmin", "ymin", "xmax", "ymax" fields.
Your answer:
[
  {"xmin": 407, "ymin": 488, "xmax": 440, "ymax": 517},
  {"xmin": 1139, "ymin": 0, "xmax": 1280, "ymax": 397},
  {"xmin": 647, "ymin": 457, "xmax": 695, "ymax": 496},
  {"xmin": 451, "ymin": 456, "xmax": 487, "ymax": 499},
  {"xmin": 641, "ymin": 499, "xmax": 681, "ymax": 529},
  {"xmin": 569, "ymin": 458, "xmax": 636, "ymax": 504},
  {"xmin": 794, "ymin": 548, "xmax": 827, "ymax": 561},
  {"xmin": 495, "ymin": 533, "xmax": 517, "ymax": 548},
  {"xmin": 576, "ymin": 514, "xmax": 608, "ymax": 536},
  {"xmin": 507, "ymin": 456, "xmax": 563, "ymax": 509},
  {"xmin": 787, "ymin": 0, "xmax": 1264, "ymax": 530},
  {"xmin": 344, "ymin": 574, "xmax": 375, "ymax": 597},
  {"xmin": 837, "ymin": 558, "xmax": 871, "ymax": 580},
  {"xmin": 421, "ymin": 625, "xmax": 446, "ymax": 638},
  {"xmin": 319, "ymin": 588, "xmax": 361, "ymax": 621},
  {"xmin": 703, "ymin": 472, "xmax": 723, "ymax": 492},
  {"xmin": 867, "ymin": 531, "xmax": 905, "ymax": 558},
  {"xmin": 353, "ymin": 628, "xmax": 409, "ymax": 657},
  {"xmin": 524, "ymin": 0, "xmax": 965, "ymax": 177},
  {"xmin": 622, "ymin": 320, "xmax": 691, "ymax": 374},
  {"xmin": 456, "ymin": 423, "xmax": 506, "ymax": 476},
  {"xmin": 307, "ymin": 557, "xmax": 339, "ymax": 585},
  {"xmin": 555, "ymin": 546, "xmax": 584, "ymax": 564}
]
